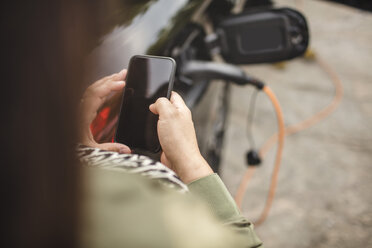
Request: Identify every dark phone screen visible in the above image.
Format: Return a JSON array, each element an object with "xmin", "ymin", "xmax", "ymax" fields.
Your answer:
[{"xmin": 115, "ymin": 56, "xmax": 175, "ymax": 153}]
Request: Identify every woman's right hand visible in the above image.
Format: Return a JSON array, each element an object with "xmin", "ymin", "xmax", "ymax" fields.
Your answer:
[{"xmin": 149, "ymin": 92, "xmax": 213, "ymax": 183}]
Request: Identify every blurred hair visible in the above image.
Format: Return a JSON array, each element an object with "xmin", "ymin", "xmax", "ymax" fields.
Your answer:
[{"xmin": 0, "ymin": 1, "xmax": 102, "ymax": 247}]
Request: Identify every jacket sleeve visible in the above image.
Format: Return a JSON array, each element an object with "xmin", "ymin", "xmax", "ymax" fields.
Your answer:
[{"xmin": 188, "ymin": 173, "xmax": 263, "ymax": 248}]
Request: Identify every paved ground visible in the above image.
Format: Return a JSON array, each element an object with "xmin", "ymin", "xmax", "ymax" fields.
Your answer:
[{"xmin": 215, "ymin": 0, "xmax": 372, "ymax": 247}]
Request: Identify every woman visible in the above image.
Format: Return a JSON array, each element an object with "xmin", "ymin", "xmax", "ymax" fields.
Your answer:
[
  {"xmin": 77, "ymin": 69, "xmax": 263, "ymax": 248},
  {"xmin": 2, "ymin": 1, "xmax": 262, "ymax": 247}
]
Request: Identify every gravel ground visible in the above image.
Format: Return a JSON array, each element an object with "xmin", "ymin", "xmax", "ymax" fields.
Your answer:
[{"xmin": 216, "ymin": 0, "xmax": 372, "ymax": 247}]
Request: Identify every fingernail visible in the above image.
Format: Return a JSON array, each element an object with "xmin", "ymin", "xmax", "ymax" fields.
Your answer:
[
  {"xmin": 119, "ymin": 69, "xmax": 126, "ymax": 75},
  {"xmin": 116, "ymin": 81, "xmax": 125, "ymax": 85},
  {"xmin": 119, "ymin": 147, "xmax": 130, "ymax": 154}
]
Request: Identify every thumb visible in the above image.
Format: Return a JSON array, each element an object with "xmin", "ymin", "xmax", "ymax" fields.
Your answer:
[
  {"xmin": 97, "ymin": 142, "xmax": 131, "ymax": 154},
  {"xmin": 149, "ymin": 103, "xmax": 158, "ymax": 115}
]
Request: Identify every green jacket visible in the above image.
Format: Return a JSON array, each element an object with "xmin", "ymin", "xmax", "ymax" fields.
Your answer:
[{"xmin": 81, "ymin": 168, "xmax": 263, "ymax": 248}]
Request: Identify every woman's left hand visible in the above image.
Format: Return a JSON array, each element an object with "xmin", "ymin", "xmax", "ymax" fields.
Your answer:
[{"xmin": 79, "ymin": 69, "xmax": 131, "ymax": 154}]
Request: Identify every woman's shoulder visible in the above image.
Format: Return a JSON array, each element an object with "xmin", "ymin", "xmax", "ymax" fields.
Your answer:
[{"xmin": 81, "ymin": 167, "xmax": 183, "ymax": 248}]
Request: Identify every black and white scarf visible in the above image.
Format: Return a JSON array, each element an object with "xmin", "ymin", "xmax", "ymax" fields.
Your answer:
[{"xmin": 77, "ymin": 145, "xmax": 188, "ymax": 193}]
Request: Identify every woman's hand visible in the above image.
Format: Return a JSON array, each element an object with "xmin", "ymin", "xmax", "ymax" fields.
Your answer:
[
  {"xmin": 79, "ymin": 69, "xmax": 131, "ymax": 154},
  {"xmin": 149, "ymin": 92, "xmax": 213, "ymax": 183}
]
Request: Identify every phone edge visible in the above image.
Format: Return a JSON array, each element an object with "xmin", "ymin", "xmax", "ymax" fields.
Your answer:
[{"xmin": 113, "ymin": 55, "xmax": 177, "ymax": 151}]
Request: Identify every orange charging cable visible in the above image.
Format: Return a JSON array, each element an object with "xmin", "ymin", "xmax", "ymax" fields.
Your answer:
[
  {"xmin": 235, "ymin": 85, "xmax": 286, "ymax": 226},
  {"xmin": 234, "ymin": 55, "xmax": 344, "ymax": 226}
]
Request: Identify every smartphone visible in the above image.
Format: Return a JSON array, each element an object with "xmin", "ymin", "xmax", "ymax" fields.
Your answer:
[{"xmin": 115, "ymin": 55, "xmax": 176, "ymax": 154}]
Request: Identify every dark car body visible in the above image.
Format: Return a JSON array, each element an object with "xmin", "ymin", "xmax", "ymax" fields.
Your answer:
[{"xmin": 88, "ymin": 0, "xmax": 233, "ymax": 145}]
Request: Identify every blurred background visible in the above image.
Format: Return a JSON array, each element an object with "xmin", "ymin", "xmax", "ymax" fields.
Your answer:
[
  {"xmin": 89, "ymin": 0, "xmax": 372, "ymax": 247},
  {"xmin": 219, "ymin": 0, "xmax": 372, "ymax": 247},
  {"xmin": 326, "ymin": 0, "xmax": 372, "ymax": 12}
]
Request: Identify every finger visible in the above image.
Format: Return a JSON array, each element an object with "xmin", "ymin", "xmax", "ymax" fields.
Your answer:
[
  {"xmin": 97, "ymin": 142, "xmax": 131, "ymax": 154},
  {"xmin": 152, "ymin": 97, "xmax": 175, "ymax": 118},
  {"xmin": 89, "ymin": 74, "xmax": 117, "ymax": 89},
  {"xmin": 91, "ymin": 69, "xmax": 127, "ymax": 89},
  {"xmin": 111, "ymin": 69, "xmax": 127, "ymax": 81},
  {"xmin": 149, "ymin": 103, "xmax": 158, "ymax": 115},
  {"xmin": 94, "ymin": 80, "xmax": 125, "ymax": 99}
]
